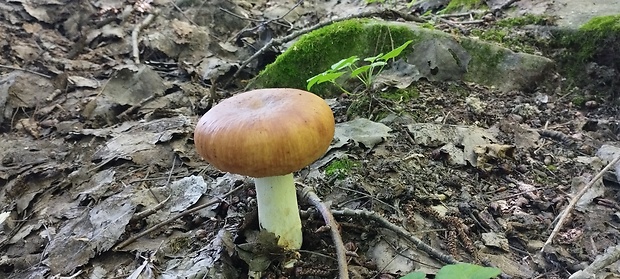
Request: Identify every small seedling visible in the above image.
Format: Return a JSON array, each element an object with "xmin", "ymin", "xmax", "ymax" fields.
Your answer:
[
  {"xmin": 400, "ymin": 263, "xmax": 502, "ymax": 279},
  {"xmin": 307, "ymin": 40, "xmax": 413, "ymax": 94}
]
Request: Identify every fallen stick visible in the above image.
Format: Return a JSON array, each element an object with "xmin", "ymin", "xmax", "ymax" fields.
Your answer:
[
  {"xmin": 569, "ymin": 244, "xmax": 620, "ymax": 279},
  {"xmin": 132, "ymin": 11, "xmax": 159, "ymax": 64},
  {"xmin": 542, "ymin": 155, "xmax": 620, "ymax": 252},
  {"xmin": 332, "ymin": 208, "xmax": 458, "ymax": 264},
  {"xmin": 298, "ymin": 185, "xmax": 349, "ymax": 279}
]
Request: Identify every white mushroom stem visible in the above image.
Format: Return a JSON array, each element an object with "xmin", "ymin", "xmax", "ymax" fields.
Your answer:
[{"xmin": 254, "ymin": 173, "xmax": 303, "ymax": 250}]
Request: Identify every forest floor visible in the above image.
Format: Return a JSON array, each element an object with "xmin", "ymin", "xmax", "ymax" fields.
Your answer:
[{"xmin": 1, "ymin": 0, "xmax": 619, "ymax": 279}]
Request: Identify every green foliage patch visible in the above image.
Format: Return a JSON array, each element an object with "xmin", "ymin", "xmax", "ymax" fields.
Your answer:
[
  {"xmin": 306, "ymin": 40, "xmax": 413, "ymax": 94},
  {"xmin": 400, "ymin": 263, "xmax": 501, "ymax": 279},
  {"xmin": 253, "ymin": 19, "xmax": 417, "ymax": 97},
  {"xmin": 325, "ymin": 158, "xmax": 358, "ymax": 179}
]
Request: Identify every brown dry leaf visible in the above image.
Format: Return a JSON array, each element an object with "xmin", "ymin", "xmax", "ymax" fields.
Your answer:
[
  {"xmin": 43, "ymin": 192, "xmax": 136, "ymax": 274},
  {"xmin": 0, "ymin": 71, "xmax": 53, "ymax": 123},
  {"xmin": 22, "ymin": 22, "xmax": 42, "ymax": 33},
  {"xmin": 15, "ymin": 118, "xmax": 41, "ymax": 138}
]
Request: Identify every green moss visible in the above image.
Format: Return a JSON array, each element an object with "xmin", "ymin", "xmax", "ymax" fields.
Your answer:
[
  {"xmin": 470, "ymin": 19, "xmax": 543, "ymax": 54},
  {"xmin": 325, "ymin": 158, "xmax": 358, "ymax": 179},
  {"xmin": 420, "ymin": 22, "xmax": 436, "ymax": 30},
  {"xmin": 460, "ymin": 38, "xmax": 507, "ymax": 84},
  {"xmin": 547, "ymin": 15, "xmax": 620, "ymax": 89},
  {"xmin": 559, "ymin": 15, "xmax": 620, "ymax": 63},
  {"xmin": 252, "ymin": 19, "xmax": 418, "ymax": 97},
  {"xmin": 571, "ymin": 96, "xmax": 586, "ymax": 107},
  {"xmin": 380, "ymin": 87, "xmax": 420, "ymax": 102},
  {"xmin": 580, "ymin": 15, "xmax": 620, "ymax": 32},
  {"xmin": 477, "ymin": 29, "xmax": 508, "ymax": 43},
  {"xmin": 496, "ymin": 14, "xmax": 554, "ymax": 27},
  {"xmin": 442, "ymin": 0, "xmax": 484, "ymax": 13}
]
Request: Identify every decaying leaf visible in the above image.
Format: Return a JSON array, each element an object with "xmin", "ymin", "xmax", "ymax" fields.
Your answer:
[
  {"xmin": 473, "ymin": 144, "xmax": 516, "ymax": 169},
  {"xmin": 334, "ymin": 118, "xmax": 392, "ymax": 149},
  {"xmin": 161, "ymin": 228, "xmax": 239, "ymax": 279},
  {"xmin": 0, "ymin": 71, "xmax": 54, "ymax": 122},
  {"xmin": 141, "ymin": 175, "xmax": 211, "ymax": 226},
  {"xmin": 407, "ymin": 123, "xmax": 504, "ymax": 168},
  {"xmin": 90, "ymin": 116, "xmax": 193, "ymax": 166},
  {"xmin": 236, "ymin": 230, "xmax": 287, "ymax": 273},
  {"xmin": 43, "ymin": 193, "xmax": 135, "ymax": 274},
  {"xmin": 481, "ymin": 232, "xmax": 510, "ymax": 252}
]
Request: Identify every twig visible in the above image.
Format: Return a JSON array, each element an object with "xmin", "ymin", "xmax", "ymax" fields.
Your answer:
[
  {"xmin": 131, "ymin": 195, "xmax": 171, "ymax": 221},
  {"xmin": 117, "ymin": 94, "xmax": 156, "ymax": 120},
  {"xmin": 542, "ymin": 155, "xmax": 620, "ymax": 252},
  {"xmin": 132, "ymin": 11, "xmax": 159, "ymax": 64},
  {"xmin": 0, "ymin": 210, "xmax": 34, "ymax": 252},
  {"xmin": 332, "ymin": 208, "xmax": 458, "ymax": 264},
  {"xmin": 334, "ymin": 185, "xmax": 400, "ymax": 213},
  {"xmin": 431, "ymin": 11, "xmax": 478, "ymax": 19},
  {"xmin": 569, "ymin": 244, "xmax": 620, "ymax": 279},
  {"xmin": 132, "ymin": 156, "xmax": 177, "ymax": 219},
  {"xmin": 0, "ymin": 64, "xmax": 51, "ymax": 79},
  {"xmin": 299, "ymin": 185, "xmax": 349, "ymax": 279},
  {"xmin": 169, "ymin": 1, "xmax": 197, "ymax": 26},
  {"xmin": 233, "ymin": 0, "xmax": 303, "ymax": 37},
  {"xmin": 223, "ymin": 9, "xmax": 423, "ymax": 89},
  {"xmin": 114, "ymin": 184, "xmax": 244, "ymax": 250}
]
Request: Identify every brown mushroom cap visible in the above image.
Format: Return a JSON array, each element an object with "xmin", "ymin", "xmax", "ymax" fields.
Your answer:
[{"xmin": 194, "ymin": 88, "xmax": 335, "ymax": 178}]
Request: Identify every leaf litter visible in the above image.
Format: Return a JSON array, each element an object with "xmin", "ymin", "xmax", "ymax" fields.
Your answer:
[{"xmin": 0, "ymin": 0, "xmax": 619, "ymax": 278}]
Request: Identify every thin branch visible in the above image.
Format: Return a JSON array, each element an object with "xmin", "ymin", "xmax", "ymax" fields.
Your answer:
[
  {"xmin": 569, "ymin": 244, "xmax": 620, "ymax": 279},
  {"xmin": 299, "ymin": 185, "xmax": 349, "ymax": 279},
  {"xmin": 542, "ymin": 155, "xmax": 620, "ymax": 252},
  {"xmin": 170, "ymin": 1, "xmax": 197, "ymax": 26},
  {"xmin": 117, "ymin": 94, "xmax": 156, "ymax": 120},
  {"xmin": 332, "ymin": 208, "xmax": 458, "ymax": 264},
  {"xmin": 0, "ymin": 64, "xmax": 51, "ymax": 79},
  {"xmin": 132, "ymin": 11, "xmax": 159, "ymax": 64},
  {"xmin": 131, "ymin": 195, "xmax": 171, "ymax": 221},
  {"xmin": 114, "ymin": 184, "xmax": 244, "ymax": 250}
]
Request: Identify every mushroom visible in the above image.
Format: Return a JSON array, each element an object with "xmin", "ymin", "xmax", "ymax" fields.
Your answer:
[{"xmin": 194, "ymin": 88, "xmax": 335, "ymax": 250}]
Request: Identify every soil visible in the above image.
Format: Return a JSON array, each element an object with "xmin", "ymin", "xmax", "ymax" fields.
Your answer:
[{"xmin": 1, "ymin": 1, "xmax": 619, "ymax": 279}]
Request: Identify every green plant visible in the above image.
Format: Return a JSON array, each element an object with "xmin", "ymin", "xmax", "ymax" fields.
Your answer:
[
  {"xmin": 325, "ymin": 158, "xmax": 358, "ymax": 179},
  {"xmin": 306, "ymin": 40, "xmax": 413, "ymax": 94},
  {"xmin": 400, "ymin": 263, "xmax": 501, "ymax": 279}
]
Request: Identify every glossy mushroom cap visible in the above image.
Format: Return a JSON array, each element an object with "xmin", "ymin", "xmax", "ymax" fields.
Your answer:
[{"xmin": 194, "ymin": 88, "xmax": 335, "ymax": 178}]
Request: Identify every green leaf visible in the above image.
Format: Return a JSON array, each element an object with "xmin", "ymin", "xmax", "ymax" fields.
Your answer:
[
  {"xmin": 331, "ymin": 56, "xmax": 359, "ymax": 71},
  {"xmin": 435, "ymin": 263, "xmax": 501, "ymax": 279},
  {"xmin": 369, "ymin": 61, "xmax": 387, "ymax": 68},
  {"xmin": 399, "ymin": 271, "xmax": 426, "ymax": 279},
  {"xmin": 363, "ymin": 53, "xmax": 384, "ymax": 63},
  {"xmin": 380, "ymin": 40, "xmax": 414, "ymax": 61},
  {"xmin": 306, "ymin": 71, "xmax": 345, "ymax": 90},
  {"xmin": 350, "ymin": 65, "xmax": 372, "ymax": 78}
]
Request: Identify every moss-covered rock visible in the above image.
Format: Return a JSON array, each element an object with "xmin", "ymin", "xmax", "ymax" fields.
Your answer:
[
  {"xmin": 546, "ymin": 15, "xmax": 620, "ymax": 94},
  {"xmin": 443, "ymin": 0, "xmax": 485, "ymax": 13},
  {"xmin": 555, "ymin": 15, "xmax": 620, "ymax": 63},
  {"xmin": 250, "ymin": 19, "xmax": 417, "ymax": 96},
  {"xmin": 251, "ymin": 19, "xmax": 554, "ymax": 96}
]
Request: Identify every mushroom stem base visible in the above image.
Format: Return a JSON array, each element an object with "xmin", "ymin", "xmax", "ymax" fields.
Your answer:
[{"xmin": 254, "ymin": 174, "xmax": 303, "ymax": 250}]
